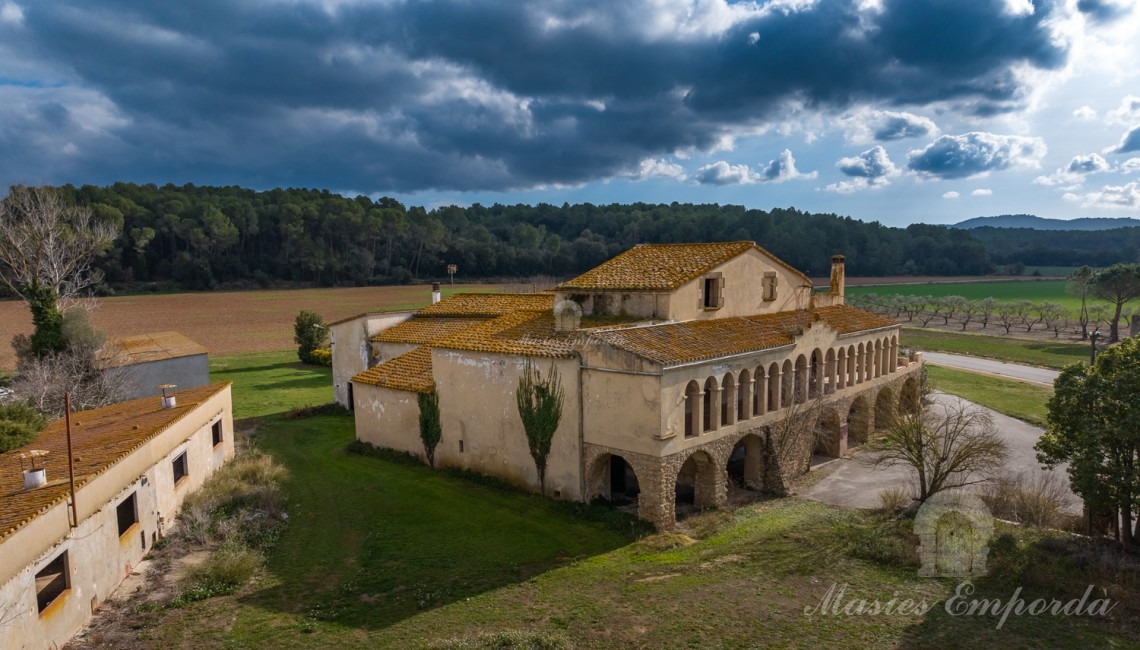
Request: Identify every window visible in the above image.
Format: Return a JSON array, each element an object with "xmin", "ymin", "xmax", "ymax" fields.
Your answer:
[
  {"xmin": 172, "ymin": 452, "xmax": 188, "ymax": 484},
  {"xmin": 35, "ymin": 552, "xmax": 69, "ymax": 613},
  {"xmin": 211, "ymin": 421, "xmax": 223, "ymax": 447},
  {"xmin": 701, "ymin": 273, "xmax": 724, "ymax": 310},
  {"xmin": 762, "ymin": 272, "xmax": 778, "ymax": 301},
  {"xmin": 117, "ymin": 493, "xmax": 138, "ymax": 536}
]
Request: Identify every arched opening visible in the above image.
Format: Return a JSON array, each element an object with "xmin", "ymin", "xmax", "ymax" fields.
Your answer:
[
  {"xmin": 855, "ymin": 343, "xmax": 865, "ymax": 384},
  {"xmin": 813, "ymin": 408, "xmax": 842, "ymax": 464},
  {"xmin": 684, "ymin": 380, "xmax": 701, "ymax": 438},
  {"xmin": 675, "ymin": 450, "xmax": 719, "ymax": 514},
  {"xmin": 890, "ymin": 336, "xmax": 900, "ymax": 373},
  {"xmin": 875, "ymin": 386, "xmax": 896, "ymax": 432},
  {"xmin": 881, "ymin": 338, "xmax": 891, "ymax": 376},
  {"xmin": 727, "ymin": 434, "xmax": 765, "ymax": 498},
  {"xmin": 863, "ymin": 342, "xmax": 874, "ymax": 382},
  {"xmin": 587, "ymin": 454, "xmax": 640, "ymax": 517},
  {"xmin": 753, "ymin": 367, "xmax": 766, "ymax": 417},
  {"xmin": 848, "ymin": 395, "xmax": 871, "ymax": 445},
  {"xmin": 836, "ymin": 347, "xmax": 847, "ymax": 390},
  {"xmin": 824, "ymin": 348, "xmax": 836, "ymax": 394},
  {"xmin": 703, "ymin": 377, "xmax": 717, "ymax": 432},
  {"xmin": 809, "ymin": 348, "xmax": 824, "ymax": 398},
  {"xmin": 899, "ymin": 376, "xmax": 921, "ymax": 416},
  {"xmin": 794, "ymin": 355, "xmax": 808, "ymax": 404},
  {"xmin": 721, "ymin": 373, "xmax": 736, "ymax": 427},
  {"xmin": 737, "ymin": 369, "xmax": 751, "ymax": 421},
  {"xmin": 847, "ymin": 345, "xmax": 857, "ymax": 386},
  {"xmin": 872, "ymin": 340, "xmax": 882, "ymax": 379},
  {"xmin": 781, "ymin": 359, "xmax": 794, "ymax": 408},
  {"xmin": 768, "ymin": 363, "xmax": 781, "ymax": 412}
]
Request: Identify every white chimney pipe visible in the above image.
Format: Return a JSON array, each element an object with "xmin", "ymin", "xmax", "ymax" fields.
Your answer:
[{"xmin": 431, "ymin": 282, "xmax": 441, "ymax": 305}]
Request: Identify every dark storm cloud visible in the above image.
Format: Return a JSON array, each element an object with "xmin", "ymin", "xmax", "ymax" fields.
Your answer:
[
  {"xmin": 1, "ymin": 0, "xmax": 1078, "ymax": 192},
  {"xmin": 1077, "ymin": 0, "xmax": 1129, "ymax": 23},
  {"xmin": 908, "ymin": 132, "xmax": 1047, "ymax": 179}
]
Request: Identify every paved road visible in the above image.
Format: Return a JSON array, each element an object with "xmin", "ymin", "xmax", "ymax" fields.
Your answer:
[
  {"xmin": 802, "ymin": 393, "xmax": 1079, "ymax": 511},
  {"xmin": 922, "ymin": 351, "xmax": 1060, "ymax": 385}
]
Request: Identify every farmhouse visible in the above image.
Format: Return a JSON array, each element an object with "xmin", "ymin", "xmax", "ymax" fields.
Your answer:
[
  {"xmin": 335, "ymin": 242, "xmax": 922, "ymax": 528},
  {"xmin": 100, "ymin": 331, "xmax": 211, "ymax": 400},
  {"xmin": 0, "ymin": 383, "xmax": 234, "ymax": 650}
]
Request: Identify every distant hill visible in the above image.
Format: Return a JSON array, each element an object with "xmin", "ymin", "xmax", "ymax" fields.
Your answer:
[{"xmin": 955, "ymin": 214, "xmax": 1140, "ymax": 231}]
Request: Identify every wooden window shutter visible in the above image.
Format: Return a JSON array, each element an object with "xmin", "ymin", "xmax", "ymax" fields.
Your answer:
[{"xmin": 718, "ymin": 276, "xmax": 726, "ymax": 308}]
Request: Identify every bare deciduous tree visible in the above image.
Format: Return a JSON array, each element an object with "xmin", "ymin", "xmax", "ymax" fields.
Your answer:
[{"xmin": 867, "ymin": 396, "xmax": 1009, "ymax": 502}]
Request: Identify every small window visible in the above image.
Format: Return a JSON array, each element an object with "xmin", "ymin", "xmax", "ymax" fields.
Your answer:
[
  {"xmin": 117, "ymin": 493, "xmax": 138, "ymax": 536},
  {"xmin": 36, "ymin": 552, "xmax": 69, "ymax": 613},
  {"xmin": 211, "ymin": 421, "xmax": 223, "ymax": 447},
  {"xmin": 172, "ymin": 452, "xmax": 188, "ymax": 484},
  {"xmin": 701, "ymin": 274, "xmax": 724, "ymax": 310},
  {"xmin": 762, "ymin": 273, "xmax": 778, "ymax": 302},
  {"xmin": 459, "ymin": 440, "xmax": 464, "ymax": 453}
]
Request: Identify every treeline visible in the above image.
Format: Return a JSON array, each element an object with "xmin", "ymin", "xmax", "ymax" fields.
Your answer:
[
  {"xmin": 20, "ymin": 183, "xmax": 994, "ymax": 291},
  {"xmin": 969, "ymin": 226, "xmax": 1140, "ymax": 268}
]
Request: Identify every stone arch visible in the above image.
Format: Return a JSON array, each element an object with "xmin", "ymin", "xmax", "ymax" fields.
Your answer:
[
  {"xmin": 727, "ymin": 433, "xmax": 765, "ymax": 492},
  {"xmin": 767, "ymin": 363, "xmax": 780, "ymax": 412},
  {"xmin": 720, "ymin": 373, "xmax": 736, "ymax": 427},
  {"xmin": 809, "ymin": 348, "xmax": 824, "ymax": 398},
  {"xmin": 875, "ymin": 385, "xmax": 896, "ymax": 431},
  {"xmin": 684, "ymin": 380, "xmax": 701, "ymax": 438},
  {"xmin": 855, "ymin": 343, "xmax": 865, "ymax": 384},
  {"xmin": 881, "ymin": 337, "xmax": 892, "ymax": 375},
  {"xmin": 794, "ymin": 354, "xmax": 808, "ymax": 404},
  {"xmin": 586, "ymin": 453, "xmax": 641, "ymax": 510},
  {"xmin": 847, "ymin": 344, "xmax": 857, "ymax": 386},
  {"xmin": 703, "ymin": 376, "xmax": 717, "ymax": 432},
  {"xmin": 752, "ymin": 366, "xmax": 766, "ymax": 417},
  {"xmin": 737, "ymin": 369, "xmax": 751, "ymax": 421},
  {"xmin": 824, "ymin": 348, "xmax": 836, "ymax": 394},
  {"xmin": 553, "ymin": 299, "xmax": 583, "ymax": 331},
  {"xmin": 814, "ymin": 407, "xmax": 843, "ymax": 460},
  {"xmin": 781, "ymin": 359, "xmax": 794, "ymax": 408},
  {"xmin": 848, "ymin": 395, "xmax": 872, "ymax": 445},
  {"xmin": 675, "ymin": 449, "xmax": 722, "ymax": 513},
  {"xmin": 863, "ymin": 341, "xmax": 874, "ymax": 382},
  {"xmin": 836, "ymin": 347, "xmax": 847, "ymax": 390},
  {"xmin": 890, "ymin": 335, "xmax": 900, "ymax": 373},
  {"xmin": 872, "ymin": 340, "xmax": 882, "ymax": 378},
  {"xmin": 899, "ymin": 375, "xmax": 921, "ymax": 416}
]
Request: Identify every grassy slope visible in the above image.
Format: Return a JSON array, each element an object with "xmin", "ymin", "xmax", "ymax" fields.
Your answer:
[
  {"xmin": 144, "ymin": 416, "xmax": 1137, "ymax": 649},
  {"xmin": 209, "ymin": 350, "xmax": 333, "ymax": 419},
  {"xmin": 901, "ymin": 328, "xmax": 1086, "ymax": 370},
  {"xmin": 926, "ymin": 366, "xmax": 1052, "ymax": 427}
]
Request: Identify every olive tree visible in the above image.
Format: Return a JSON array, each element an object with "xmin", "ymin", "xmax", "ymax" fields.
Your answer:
[{"xmin": 1090, "ymin": 263, "xmax": 1140, "ymax": 342}]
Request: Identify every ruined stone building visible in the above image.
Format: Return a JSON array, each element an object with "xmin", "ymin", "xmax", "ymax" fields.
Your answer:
[
  {"xmin": 332, "ymin": 242, "xmax": 922, "ymax": 528},
  {"xmin": 0, "ymin": 384, "xmax": 234, "ymax": 650}
]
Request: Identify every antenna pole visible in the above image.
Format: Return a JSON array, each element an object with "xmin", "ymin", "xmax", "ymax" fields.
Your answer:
[{"xmin": 65, "ymin": 391, "xmax": 78, "ymax": 528}]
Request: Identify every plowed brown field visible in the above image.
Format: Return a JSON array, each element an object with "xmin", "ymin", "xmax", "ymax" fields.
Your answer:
[{"xmin": 0, "ymin": 284, "xmax": 511, "ymax": 371}]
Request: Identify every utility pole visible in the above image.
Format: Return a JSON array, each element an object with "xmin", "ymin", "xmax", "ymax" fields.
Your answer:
[{"xmin": 65, "ymin": 391, "xmax": 78, "ymax": 528}]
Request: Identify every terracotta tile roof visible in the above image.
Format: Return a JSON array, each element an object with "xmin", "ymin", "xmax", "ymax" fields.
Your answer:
[
  {"xmin": 100, "ymin": 331, "xmax": 208, "ymax": 368},
  {"xmin": 558, "ymin": 242, "xmax": 754, "ymax": 291},
  {"xmin": 352, "ymin": 347, "xmax": 434, "ymax": 393},
  {"xmin": 370, "ymin": 317, "xmax": 487, "ymax": 345},
  {"xmin": 0, "ymin": 383, "xmax": 230, "ymax": 543},
  {"xmin": 814, "ymin": 304, "xmax": 898, "ymax": 334},
  {"xmin": 590, "ymin": 306, "xmax": 897, "ymax": 366},
  {"xmin": 415, "ymin": 293, "xmax": 553, "ymax": 318},
  {"xmin": 431, "ymin": 310, "xmax": 577, "ymax": 358}
]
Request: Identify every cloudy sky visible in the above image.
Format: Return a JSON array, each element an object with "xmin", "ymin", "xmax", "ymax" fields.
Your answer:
[{"xmin": 2, "ymin": 0, "xmax": 1139, "ymax": 226}]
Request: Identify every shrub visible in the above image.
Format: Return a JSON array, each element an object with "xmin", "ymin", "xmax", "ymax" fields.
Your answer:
[
  {"xmin": 293, "ymin": 310, "xmax": 327, "ymax": 364},
  {"xmin": 427, "ymin": 631, "xmax": 571, "ymax": 650},
  {"xmin": 309, "ymin": 348, "xmax": 332, "ymax": 367},
  {"xmin": 877, "ymin": 487, "xmax": 912, "ymax": 514},
  {"xmin": 979, "ymin": 472, "xmax": 1074, "ymax": 530},
  {"xmin": 0, "ymin": 401, "xmax": 48, "ymax": 452}
]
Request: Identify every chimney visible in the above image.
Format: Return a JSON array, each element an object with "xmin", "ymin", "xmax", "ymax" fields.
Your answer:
[
  {"xmin": 829, "ymin": 255, "xmax": 846, "ymax": 304},
  {"xmin": 431, "ymin": 282, "xmax": 441, "ymax": 305},
  {"xmin": 20, "ymin": 450, "xmax": 49, "ymax": 490},
  {"xmin": 160, "ymin": 384, "xmax": 178, "ymax": 409}
]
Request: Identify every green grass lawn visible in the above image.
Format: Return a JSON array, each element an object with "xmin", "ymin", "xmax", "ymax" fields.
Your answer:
[
  {"xmin": 131, "ymin": 414, "xmax": 1139, "ymax": 649},
  {"xmin": 848, "ymin": 279, "xmax": 1096, "ymax": 317},
  {"xmin": 209, "ymin": 350, "xmax": 333, "ymax": 419},
  {"xmin": 902, "ymin": 328, "xmax": 1087, "ymax": 370},
  {"xmin": 926, "ymin": 366, "xmax": 1053, "ymax": 427}
]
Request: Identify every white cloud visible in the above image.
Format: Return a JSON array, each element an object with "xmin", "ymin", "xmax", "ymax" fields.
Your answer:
[
  {"xmin": 824, "ymin": 146, "xmax": 899, "ymax": 192},
  {"xmin": 942, "ymin": 191, "xmax": 960, "ymax": 199},
  {"xmin": 908, "ymin": 132, "xmax": 1047, "ymax": 179},
  {"xmin": 841, "ymin": 108, "xmax": 939, "ymax": 145},
  {"xmin": 625, "ymin": 157, "xmax": 686, "ymax": 182},
  {"xmin": 1034, "ymin": 152, "xmax": 1111, "ymax": 186},
  {"xmin": 971, "ymin": 188, "xmax": 993, "ymax": 196},
  {"xmin": 1107, "ymin": 95, "xmax": 1140, "ymax": 126},
  {"xmin": 747, "ymin": 31, "xmax": 760, "ymax": 45},
  {"xmin": 1068, "ymin": 182, "xmax": 1140, "ymax": 211},
  {"xmin": 694, "ymin": 149, "xmax": 815, "ymax": 185},
  {"xmin": 1122, "ymin": 158, "xmax": 1140, "ymax": 174},
  {"xmin": 1072, "ymin": 106, "xmax": 1097, "ymax": 120},
  {"xmin": 0, "ymin": 2, "xmax": 22, "ymax": 25},
  {"xmin": 1109, "ymin": 125, "xmax": 1140, "ymax": 154}
]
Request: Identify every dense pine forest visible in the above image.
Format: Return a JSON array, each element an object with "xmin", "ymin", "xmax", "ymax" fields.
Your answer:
[{"xmin": 16, "ymin": 183, "xmax": 1001, "ymax": 292}]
